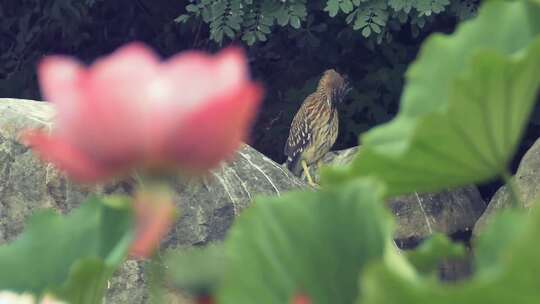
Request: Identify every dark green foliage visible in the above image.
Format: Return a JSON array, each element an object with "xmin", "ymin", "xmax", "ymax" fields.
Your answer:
[
  {"xmin": 176, "ymin": 0, "xmax": 476, "ymax": 45},
  {"xmin": 177, "ymin": 0, "xmax": 309, "ymax": 45}
]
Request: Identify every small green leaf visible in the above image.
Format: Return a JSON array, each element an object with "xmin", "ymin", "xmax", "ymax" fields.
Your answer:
[
  {"xmin": 258, "ymin": 24, "xmax": 271, "ymax": 34},
  {"xmin": 406, "ymin": 234, "xmax": 465, "ymax": 275},
  {"xmin": 276, "ymin": 9, "xmax": 290, "ymax": 26},
  {"xmin": 340, "ymin": 0, "xmax": 355, "ymax": 13},
  {"xmin": 211, "ymin": 28, "xmax": 224, "ymax": 43},
  {"xmin": 211, "ymin": 1, "xmax": 226, "ymax": 18},
  {"xmin": 416, "ymin": 16, "xmax": 426, "ymax": 28},
  {"xmin": 290, "ymin": 15, "xmax": 301, "ymax": 29},
  {"xmin": 389, "ymin": 0, "xmax": 406, "ymax": 11},
  {"xmin": 256, "ymin": 31, "xmax": 267, "ymax": 41},
  {"xmin": 361, "ymin": 26, "xmax": 371, "ymax": 37},
  {"xmin": 325, "ymin": 0, "xmax": 340, "ymax": 17},
  {"xmin": 242, "ymin": 32, "xmax": 256, "ymax": 45},
  {"xmin": 218, "ymin": 179, "xmax": 393, "ymax": 304},
  {"xmin": 186, "ymin": 4, "xmax": 199, "ymax": 13},
  {"xmin": 174, "ymin": 14, "xmax": 190, "ymax": 23},
  {"xmin": 370, "ymin": 23, "xmax": 382, "ymax": 34},
  {"xmin": 260, "ymin": 15, "xmax": 274, "ymax": 26},
  {"xmin": 291, "ymin": 4, "xmax": 307, "ymax": 17},
  {"xmin": 353, "ymin": 12, "xmax": 368, "ymax": 30},
  {"xmin": 346, "ymin": 11, "xmax": 357, "ymax": 24},
  {"xmin": 371, "ymin": 14, "xmax": 387, "ymax": 26},
  {"xmin": 223, "ymin": 26, "xmax": 235, "ymax": 38},
  {"xmin": 227, "ymin": 15, "xmax": 242, "ymax": 30},
  {"xmin": 323, "ymin": 1, "xmax": 540, "ymax": 197},
  {"xmin": 0, "ymin": 197, "xmax": 134, "ymax": 302}
]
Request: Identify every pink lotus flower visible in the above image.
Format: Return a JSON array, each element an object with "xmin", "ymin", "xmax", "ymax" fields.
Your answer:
[{"xmin": 24, "ymin": 43, "xmax": 263, "ymax": 183}]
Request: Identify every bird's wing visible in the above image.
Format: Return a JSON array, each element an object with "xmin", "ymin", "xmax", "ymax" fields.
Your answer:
[
  {"xmin": 284, "ymin": 95, "xmax": 316, "ymax": 157},
  {"xmin": 284, "ymin": 94, "xmax": 318, "ymax": 174}
]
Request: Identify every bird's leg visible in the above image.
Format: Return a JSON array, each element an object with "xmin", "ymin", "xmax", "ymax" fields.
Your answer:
[
  {"xmin": 301, "ymin": 160, "xmax": 318, "ymax": 187},
  {"xmin": 316, "ymin": 160, "xmax": 324, "ymax": 172}
]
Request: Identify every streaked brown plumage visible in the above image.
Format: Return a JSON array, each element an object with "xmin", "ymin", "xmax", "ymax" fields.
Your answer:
[{"xmin": 284, "ymin": 69, "xmax": 350, "ymax": 182}]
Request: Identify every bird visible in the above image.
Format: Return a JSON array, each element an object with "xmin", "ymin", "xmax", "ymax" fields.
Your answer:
[{"xmin": 284, "ymin": 69, "xmax": 350, "ymax": 186}]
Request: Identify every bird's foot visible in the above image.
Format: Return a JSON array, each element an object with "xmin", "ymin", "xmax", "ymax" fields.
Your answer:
[
  {"xmin": 301, "ymin": 161, "xmax": 320, "ymax": 188},
  {"xmin": 307, "ymin": 180, "xmax": 320, "ymax": 189}
]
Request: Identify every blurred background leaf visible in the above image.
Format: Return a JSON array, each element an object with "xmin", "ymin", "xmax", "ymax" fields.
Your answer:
[
  {"xmin": 217, "ymin": 179, "xmax": 393, "ymax": 304},
  {"xmin": 0, "ymin": 196, "xmax": 134, "ymax": 303},
  {"xmin": 162, "ymin": 244, "xmax": 226, "ymax": 297},
  {"xmin": 406, "ymin": 233, "xmax": 465, "ymax": 275},
  {"xmin": 359, "ymin": 205, "xmax": 540, "ymax": 304}
]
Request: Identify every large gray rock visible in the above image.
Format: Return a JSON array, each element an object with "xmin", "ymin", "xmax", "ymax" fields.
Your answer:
[
  {"xmin": 388, "ymin": 187, "xmax": 484, "ymax": 241},
  {"xmin": 0, "ymin": 98, "xmax": 306, "ymax": 303},
  {"xmin": 474, "ymin": 138, "xmax": 540, "ymax": 235}
]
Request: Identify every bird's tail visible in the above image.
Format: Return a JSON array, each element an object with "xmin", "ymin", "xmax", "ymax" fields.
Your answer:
[{"xmin": 286, "ymin": 154, "xmax": 303, "ymax": 176}]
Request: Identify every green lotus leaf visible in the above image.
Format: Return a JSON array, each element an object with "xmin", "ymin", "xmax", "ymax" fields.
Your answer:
[
  {"xmin": 359, "ymin": 205, "xmax": 540, "ymax": 304},
  {"xmin": 218, "ymin": 179, "xmax": 393, "ymax": 304}
]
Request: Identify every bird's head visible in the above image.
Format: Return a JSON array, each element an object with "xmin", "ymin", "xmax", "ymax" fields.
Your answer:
[{"xmin": 317, "ymin": 69, "xmax": 351, "ymax": 106}]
